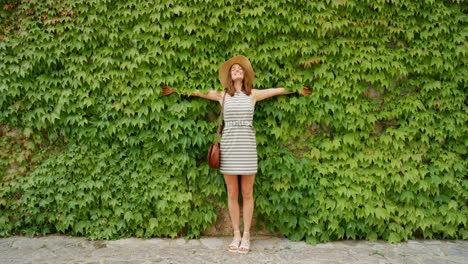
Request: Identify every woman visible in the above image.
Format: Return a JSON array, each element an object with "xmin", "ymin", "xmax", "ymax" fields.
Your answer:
[{"xmin": 162, "ymin": 55, "xmax": 311, "ymax": 253}]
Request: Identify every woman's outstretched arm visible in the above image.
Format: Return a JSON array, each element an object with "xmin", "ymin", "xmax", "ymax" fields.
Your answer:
[
  {"xmin": 252, "ymin": 86, "xmax": 311, "ymax": 103},
  {"xmin": 162, "ymin": 86, "xmax": 224, "ymax": 103}
]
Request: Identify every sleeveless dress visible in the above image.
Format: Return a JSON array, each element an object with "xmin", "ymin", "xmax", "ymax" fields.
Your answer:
[{"xmin": 220, "ymin": 91, "xmax": 258, "ymax": 175}]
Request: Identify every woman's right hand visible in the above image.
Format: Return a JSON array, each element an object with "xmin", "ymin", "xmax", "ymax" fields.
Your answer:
[{"xmin": 162, "ymin": 86, "xmax": 177, "ymax": 96}]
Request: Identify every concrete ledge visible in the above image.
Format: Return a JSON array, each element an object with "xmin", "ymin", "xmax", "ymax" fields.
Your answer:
[{"xmin": 1, "ymin": 235, "xmax": 466, "ymax": 264}]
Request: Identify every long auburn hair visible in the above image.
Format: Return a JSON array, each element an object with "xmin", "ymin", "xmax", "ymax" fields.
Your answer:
[{"xmin": 225, "ymin": 64, "xmax": 253, "ymax": 96}]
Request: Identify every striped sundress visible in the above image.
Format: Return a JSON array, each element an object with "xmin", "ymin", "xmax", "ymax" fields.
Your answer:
[{"xmin": 220, "ymin": 91, "xmax": 258, "ymax": 175}]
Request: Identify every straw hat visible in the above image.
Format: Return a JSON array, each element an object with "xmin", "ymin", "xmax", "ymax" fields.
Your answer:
[{"xmin": 218, "ymin": 55, "xmax": 255, "ymax": 88}]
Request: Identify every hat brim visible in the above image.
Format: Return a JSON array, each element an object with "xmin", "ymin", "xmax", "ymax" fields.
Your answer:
[{"xmin": 218, "ymin": 55, "xmax": 255, "ymax": 88}]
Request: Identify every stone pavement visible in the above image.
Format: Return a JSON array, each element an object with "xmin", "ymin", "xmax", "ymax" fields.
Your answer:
[{"xmin": 0, "ymin": 234, "xmax": 466, "ymax": 264}]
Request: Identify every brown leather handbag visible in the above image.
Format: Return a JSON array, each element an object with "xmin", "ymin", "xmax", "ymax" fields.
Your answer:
[{"xmin": 207, "ymin": 92, "xmax": 226, "ymax": 168}]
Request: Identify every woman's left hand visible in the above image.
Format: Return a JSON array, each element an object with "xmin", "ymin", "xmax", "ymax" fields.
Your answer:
[{"xmin": 301, "ymin": 86, "xmax": 312, "ymax": 96}]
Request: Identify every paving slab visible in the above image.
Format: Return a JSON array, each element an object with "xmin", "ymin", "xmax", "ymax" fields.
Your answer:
[{"xmin": 0, "ymin": 234, "xmax": 466, "ymax": 264}]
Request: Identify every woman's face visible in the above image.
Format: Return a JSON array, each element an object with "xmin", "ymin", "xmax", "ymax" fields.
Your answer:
[{"xmin": 230, "ymin": 64, "xmax": 244, "ymax": 81}]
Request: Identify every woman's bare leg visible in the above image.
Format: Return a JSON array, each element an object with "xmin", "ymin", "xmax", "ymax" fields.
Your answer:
[
  {"xmin": 238, "ymin": 174, "xmax": 255, "ymax": 253},
  {"xmin": 241, "ymin": 174, "xmax": 255, "ymax": 234},
  {"xmin": 223, "ymin": 174, "xmax": 240, "ymax": 233}
]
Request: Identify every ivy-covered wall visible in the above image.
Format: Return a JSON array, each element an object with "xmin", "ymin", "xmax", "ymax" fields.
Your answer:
[{"xmin": 0, "ymin": 0, "xmax": 466, "ymax": 243}]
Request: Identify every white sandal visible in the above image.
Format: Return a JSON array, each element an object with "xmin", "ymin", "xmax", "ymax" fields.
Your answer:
[
  {"xmin": 238, "ymin": 231, "xmax": 250, "ymax": 254},
  {"xmin": 228, "ymin": 230, "xmax": 241, "ymax": 252}
]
